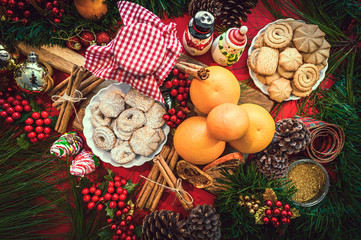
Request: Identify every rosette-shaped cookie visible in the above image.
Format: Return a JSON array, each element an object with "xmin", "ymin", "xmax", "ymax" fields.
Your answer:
[
  {"xmin": 293, "ymin": 24, "xmax": 325, "ymax": 53},
  {"xmin": 293, "ymin": 63, "xmax": 320, "ymax": 92},
  {"xmin": 93, "ymin": 126, "xmax": 116, "ymax": 151},
  {"xmin": 302, "ymin": 39, "xmax": 331, "ymax": 65},
  {"xmin": 268, "ymin": 78, "xmax": 292, "ymax": 102},
  {"xmin": 264, "ymin": 23, "xmax": 293, "ymax": 49},
  {"xmin": 279, "ymin": 48, "xmax": 303, "ymax": 71}
]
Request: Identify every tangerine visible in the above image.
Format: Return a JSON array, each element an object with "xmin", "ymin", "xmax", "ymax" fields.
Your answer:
[
  {"xmin": 206, "ymin": 103, "xmax": 250, "ymax": 141},
  {"xmin": 229, "ymin": 104, "xmax": 275, "ymax": 153},
  {"xmin": 173, "ymin": 116, "xmax": 226, "ymax": 165},
  {"xmin": 190, "ymin": 66, "xmax": 240, "ymax": 114}
]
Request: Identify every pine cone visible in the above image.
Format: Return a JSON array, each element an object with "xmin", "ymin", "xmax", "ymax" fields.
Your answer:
[
  {"xmin": 255, "ymin": 147, "xmax": 289, "ymax": 179},
  {"xmin": 273, "ymin": 118, "xmax": 311, "ymax": 155},
  {"xmin": 142, "ymin": 210, "xmax": 189, "ymax": 240},
  {"xmin": 188, "ymin": 0, "xmax": 221, "ymax": 17},
  {"xmin": 188, "ymin": 204, "xmax": 221, "ymax": 240},
  {"xmin": 219, "ymin": 0, "xmax": 258, "ymax": 29}
]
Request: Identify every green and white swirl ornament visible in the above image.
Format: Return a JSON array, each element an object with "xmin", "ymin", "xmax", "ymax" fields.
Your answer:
[{"xmin": 50, "ymin": 132, "xmax": 83, "ymax": 158}]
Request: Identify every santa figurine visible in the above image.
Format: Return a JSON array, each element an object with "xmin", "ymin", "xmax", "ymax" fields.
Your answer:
[
  {"xmin": 211, "ymin": 25, "xmax": 248, "ymax": 66},
  {"xmin": 182, "ymin": 11, "xmax": 215, "ymax": 56}
]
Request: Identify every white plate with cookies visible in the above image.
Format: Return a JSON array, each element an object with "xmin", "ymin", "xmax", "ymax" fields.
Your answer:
[
  {"xmin": 83, "ymin": 82, "xmax": 170, "ymax": 168},
  {"xmin": 248, "ymin": 18, "xmax": 330, "ymax": 102}
]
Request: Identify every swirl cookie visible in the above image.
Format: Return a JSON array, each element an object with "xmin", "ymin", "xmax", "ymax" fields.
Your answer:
[
  {"xmin": 248, "ymin": 48, "xmax": 260, "ymax": 72},
  {"xmin": 130, "ymin": 126, "xmax": 161, "ymax": 156},
  {"xmin": 125, "ymin": 89, "xmax": 155, "ymax": 112},
  {"xmin": 111, "ymin": 141, "xmax": 136, "ymax": 164},
  {"xmin": 256, "ymin": 47, "xmax": 279, "ymax": 75},
  {"xmin": 302, "ymin": 39, "xmax": 331, "ymax": 65},
  {"xmin": 99, "ymin": 90, "xmax": 125, "ymax": 118},
  {"xmin": 111, "ymin": 120, "xmax": 133, "ymax": 140},
  {"xmin": 145, "ymin": 103, "xmax": 166, "ymax": 129},
  {"xmin": 293, "ymin": 64, "xmax": 319, "ymax": 92},
  {"xmin": 93, "ymin": 126, "xmax": 116, "ymax": 151},
  {"xmin": 291, "ymin": 82, "xmax": 313, "ymax": 97},
  {"xmin": 264, "ymin": 23, "xmax": 293, "ymax": 49},
  {"xmin": 279, "ymin": 48, "xmax": 303, "ymax": 71},
  {"xmin": 268, "ymin": 78, "xmax": 292, "ymax": 102},
  {"xmin": 116, "ymin": 108, "xmax": 146, "ymax": 132},
  {"xmin": 293, "ymin": 24, "xmax": 325, "ymax": 53}
]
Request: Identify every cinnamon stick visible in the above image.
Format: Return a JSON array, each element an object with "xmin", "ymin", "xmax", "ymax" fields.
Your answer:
[
  {"xmin": 175, "ymin": 61, "xmax": 209, "ymax": 80},
  {"xmin": 136, "ymin": 146, "xmax": 172, "ymax": 208},
  {"xmin": 150, "ymin": 150, "xmax": 179, "ymax": 211},
  {"xmin": 56, "ymin": 66, "xmax": 85, "ymax": 133},
  {"xmin": 47, "ymin": 66, "xmax": 80, "ymax": 97}
]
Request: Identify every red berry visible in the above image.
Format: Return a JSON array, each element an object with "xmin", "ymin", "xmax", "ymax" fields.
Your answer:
[
  {"xmin": 166, "ymin": 121, "xmax": 172, "ymax": 126},
  {"xmin": 176, "ymin": 111, "xmax": 183, "ymax": 118},
  {"xmin": 87, "ymin": 201, "xmax": 95, "ymax": 209},
  {"xmin": 109, "ymin": 201, "xmax": 117, "ymax": 209},
  {"xmin": 27, "ymin": 132, "xmax": 36, "ymax": 139},
  {"xmin": 274, "ymin": 221, "xmax": 280, "ymax": 227},
  {"xmin": 7, "ymin": 96, "xmax": 14, "ymax": 103},
  {"xmin": 14, "ymin": 105, "xmax": 23, "ymax": 112},
  {"xmin": 178, "ymin": 87, "xmax": 185, "ymax": 94},
  {"xmin": 92, "ymin": 195, "xmax": 99, "ymax": 202},
  {"xmin": 283, "ymin": 204, "xmax": 290, "ymax": 211},
  {"xmin": 46, "ymin": 2, "xmax": 52, "ymax": 9},
  {"xmin": 30, "ymin": 137, "xmax": 38, "ymax": 143},
  {"xmin": 12, "ymin": 100, "xmax": 20, "ymax": 106},
  {"xmin": 44, "ymin": 134, "xmax": 50, "ymax": 139},
  {"xmin": 115, "ymin": 210, "xmax": 122, "ymax": 217},
  {"xmin": 21, "ymin": 100, "xmax": 29, "ymax": 106},
  {"xmin": 108, "ymin": 187, "xmax": 115, "ymax": 194},
  {"xmin": 265, "ymin": 209, "xmax": 272, "ymax": 216},
  {"xmin": 0, "ymin": 111, "xmax": 7, "ymax": 118},
  {"xmin": 271, "ymin": 217, "xmax": 278, "ymax": 224},
  {"xmin": 185, "ymin": 87, "xmax": 190, "ymax": 93},
  {"xmin": 170, "ymin": 115, "xmax": 177, "ymax": 122},
  {"xmin": 44, "ymin": 127, "xmax": 51, "ymax": 134},
  {"xmin": 179, "ymin": 80, "xmax": 186, "ymax": 87},
  {"xmin": 35, "ymin": 126, "xmax": 44, "ymax": 133},
  {"xmin": 108, "ymin": 181, "xmax": 115, "ymax": 187},
  {"xmin": 122, "ymin": 189, "xmax": 128, "ymax": 195},
  {"xmin": 183, "ymin": 93, "xmax": 188, "ymax": 99},
  {"xmin": 89, "ymin": 186, "xmax": 96, "ymax": 193},
  {"xmin": 82, "ymin": 188, "xmax": 89, "ymax": 195},
  {"xmin": 24, "ymin": 125, "xmax": 33, "ymax": 132},
  {"xmin": 104, "ymin": 193, "xmax": 111, "ymax": 201},
  {"xmin": 53, "ymin": 0, "xmax": 59, "ymax": 7},
  {"xmin": 2, "ymin": 103, "xmax": 10, "ymax": 109},
  {"xmin": 175, "ymin": 119, "xmax": 182, "ymax": 125},
  {"xmin": 128, "ymin": 225, "xmax": 135, "ymax": 231},
  {"xmin": 116, "ymin": 187, "xmax": 124, "ymax": 194},
  {"xmin": 162, "ymin": 114, "xmax": 170, "ymax": 121},
  {"xmin": 95, "ymin": 189, "xmax": 102, "ymax": 196},
  {"xmin": 170, "ymin": 89, "xmax": 178, "ymax": 96},
  {"xmin": 32, "ymin": 112, "xmax": 40, "ymax": 119},
  {"xmin": 23, "ymin": 10, "xmax": 30, "ymax": 17},
  {"xmin": 112, "ymin": 193, "xmax": 119, "ymax": 201},
  {"xmin": 287, "ymin": 218, "xmax": 291, "ymax": 224},
  {"xmin": 118, "ymin": 201, "xmax": 125, "ymax": 208},
  {"xmin": 25, "ymin": 118, "xmax": 33, "ymax": 125},
  {"xmin": 180, "ymin": 101, "xmax": 187, "ymax": 106},
  {"xmin": 37, "ymin": 133, "xmax": 45, "ymax": 140},
  {"xmin": 176, "ymin": 94, "xmax": 184, "ymax": 102},
  {"xmin": 119, "ymin": 194, "xmax": 126, "ymax": 201},
  {"xmin": 122, "ymin": 207, "xmax": 129, "ymax": 214},
  {"xmin": 172, "ymin": 79, "xmax": 179, "ymax": 87},
  {"xmin": 120, "ymin": 221, "xmax": 126, "ymax": 226},
  {"xmin": 110, "ymin": 224, "xmax": 117, "ymax": 231},
  {"xmin": 125, "ymin": 215, "xmax": 132, "ymax": 222},
  {"xmin": 40, "ymin": 111, "xmax": 49, "ymax": 118},
  {"xmin": 114, "ymin": 176, "xmax": 121, "ymax": 181},
  {"xmin": 186, "ymin": 79, "xmax": 191, "ymax": 86},
  {"xmin": 178, "ymin": 73, "xmax": 185, "ymax": 80},
  {"xmin": 121, "ymin": 179, "xmax": 127, "ymax": 186},
  {"xmin": 265, "ymin": 200, "xmax": 273, "ymax": 207},
  {"xmin": 96, "ymin": 204, "xmax": 104, "ymax": 211},
  {"xmin": 132, "ymin": 236, "xmax": 136, "ymax": 240},
  {"xmin": 181, "ymin": 113, "xmax": 186, "ymax": 119},
  {"xmin": 106, "ymin": 218, "xmax": 112, "ymax": 224},
  {"xmin": 125, "ymin": 236, "xmax": 131, "ymax": 240},
  {"xmin": 24, "ymin": 105, "xmax": 32, "ymax": 112},
  {"xmin": 43, "ymin": 118, "xmax": 52, "ymax": 125},
  {"xmin": 172, "ymin": 68, "xmax": 179, "ymax": 76},
  {"xmin": 280, "ymin": 210, "xmax": 287, "ymax": 217},
  {"xmin": 99, "ymin": 197, "xmax": 104, "ymax": 202},
  {"xmin": 83, "ymin": 195, "xmax": 91, "ymax": 202},
  {"xmin": 164, "ymin": 81, "xmax": 172, "ymax": 89},
  {"xmin": 116, "ymin": 229, "xmax": 122, "ymax": 235},
  {"xmin": 0, "ymin": 99, "xmax": 4, "ymax": 105},
  {"xmin": 275, "ymin": 201, "xmax": 282, "ymax": 208},
  {"xmin": 287, "ymin": 211, "xmax": 293, "ymax": 218},
  {"xmin": 6, "ymin": 107, "xmax": 15, "ymax": 115},
  {"xmin": 51, "ymin": 7, "xmax": 59, "ymax": 15},
  {"xmin": 273, "ymin": 208, "xmax": 280, "ymax": 216},
  {"xmin": 120, "ymin": 233, "xmax": 126, "ymax": 239},
  {"xmin": 263, "ymin": 217, "xmax": 270, "ymax": 224},
  {"xmin": 171, "ymin": 123, "xmax": 177, "ymax": 128},
  {"xmin": 114, "ymin": 181, "xmax": 121, "ymax": 188},
  {"xmin": 168, "ymin": 108, "xmax": 176, "ymax": 115},
  {"xmin": 35, "ymin": 119, "xmax": 44, "ymax": 126}
]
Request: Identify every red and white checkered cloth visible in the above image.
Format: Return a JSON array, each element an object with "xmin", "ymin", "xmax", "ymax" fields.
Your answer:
[{"xmin": 84, "ymin": 1, "xmax": 182, "ymax": 102}]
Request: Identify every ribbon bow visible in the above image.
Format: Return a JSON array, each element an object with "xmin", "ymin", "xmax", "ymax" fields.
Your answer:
[{"xmin": 84, "ymin": 1, "xmax": 182, "ymax": 103}]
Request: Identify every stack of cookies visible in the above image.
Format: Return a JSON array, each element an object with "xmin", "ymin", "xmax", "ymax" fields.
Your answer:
[
  {"xmin": 90, "ymin": 88, "xmax": 166, "ymax": 165},
  {"xmin": 248, "ymin": 19, "xmax": 331, "ymax": 102}
]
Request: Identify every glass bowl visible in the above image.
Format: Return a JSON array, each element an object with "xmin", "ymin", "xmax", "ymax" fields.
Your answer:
[{"xmin": 285, "ymin": 158, "xmax": 330, "ymax": 207}]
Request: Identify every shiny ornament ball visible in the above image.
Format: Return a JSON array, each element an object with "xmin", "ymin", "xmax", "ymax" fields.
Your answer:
[
  {"xmin": 96, "ymin": 32, "xmax": 111, "ymax": 46},
  {"xmin": 80, "ymin": 31, "xmax": 96, "ymax": 48},
  {"xmin": 66, "ymin": 36, "xmax": 82, "ymax": 51}
]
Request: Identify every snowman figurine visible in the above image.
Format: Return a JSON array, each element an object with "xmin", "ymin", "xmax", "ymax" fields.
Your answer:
[
  {"xmin": 182, "ymin": 11, "xmax": 215, "ymax": 56},
  {"xmin": 211, "ymin": 26, "xmax": 248, "ymax": 66}
]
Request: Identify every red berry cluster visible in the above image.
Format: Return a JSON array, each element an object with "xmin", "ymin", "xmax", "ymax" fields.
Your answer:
[
  {"xmin": 24, "ymin": 111, "xmax": 52, "ymax": 143},
  {"xmin": 163, "ymin": 106, "xmax": 189, "ymax": 128},
  {"xmin": 81, "ymin": 176, "xmax": 137, "ymax": 240},
  {"xmin": 0, "ymin": 88, "xmax": 32, "ymax": 124},
  {"xmin": 164, "ymin": 68, "xmax": 191, "ymax": 106},
  {"xmin": 262, "ymin": 200, "xmax": 292, "ymax": 227}
]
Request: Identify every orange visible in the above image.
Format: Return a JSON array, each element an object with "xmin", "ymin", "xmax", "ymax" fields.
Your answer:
[
  {"xmin": 74, "ymin": 0, "xmax": 108, "ymax": 20},
  {"xmin": 173, "ymin": 116, "xmax": 226, "ymax": 165},
  {"xmin": 229, "ymin": 104, "xmax": 275, "ymax": 154},
  {"xmin": 190, "ymin": 66, "xmax": 240, "ymax": 114},
  {"xmin": 206, "ymin": 103, "xmax": 250, "ymax": 141}
]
